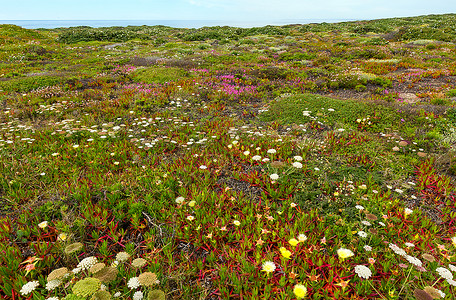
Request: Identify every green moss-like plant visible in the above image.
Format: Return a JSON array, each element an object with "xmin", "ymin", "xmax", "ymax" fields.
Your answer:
[
  {"xmin": 147, "ymin": 290, "xmax": 166, "ymax": 300},
  {"xmin": 72, "ymin": 277, "xmax": 101, "ymax": 298},
  {"xmin": 64, "ymin": 294, "xmax": 85, "ymax": 300},
  {"xmin": 91, "ymin": 290, "xmax": 112, "ymax": 300}
]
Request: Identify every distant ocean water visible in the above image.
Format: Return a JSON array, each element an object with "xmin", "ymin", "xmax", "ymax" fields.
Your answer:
[{"xmin": 0, "ymin": 19, "xmax": 355, "ymax": 29}]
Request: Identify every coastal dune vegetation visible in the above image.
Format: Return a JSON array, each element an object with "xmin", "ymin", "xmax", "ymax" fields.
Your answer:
[{"xmin": 1, "ymin": 13, "xmax": 456, "ymax": 299}]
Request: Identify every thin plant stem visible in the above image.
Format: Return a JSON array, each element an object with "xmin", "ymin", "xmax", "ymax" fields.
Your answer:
[
  {"xmin": 368, "ymin": 280, "xmax": 387, "ymax": 300},
  {"xmin": 397, "ymin": 266, "xmax": 413, "ymax": 298}
]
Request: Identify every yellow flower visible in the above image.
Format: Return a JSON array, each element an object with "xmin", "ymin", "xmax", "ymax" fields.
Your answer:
[
  {"xmin": 293, "ymin": 284, "xmax": 307, "ymax": 298},
  {"xmin": 337, "ymin": 248, "xmax": 354, "ymax": 260},
  {"xmin": 451, "ymin": 236, "xmax": 456, "ymax": 246},
  {"xmin": 57, "ymin": 233, "xmax": 67, "ymax": 242},
  {"xmin": 288, "ymin": 238, "xmax": 299, "ymax": 247},
  {"xmin": 279, "ymin": 247, "xmax": 292, "ymax": 259},
  {"xmin": 188, "ymin": 200, "xmax": 196, "ymax": 207},
  {"xmin": 233, "ymin": 220, "xmax": 241, "ymax": 226}
]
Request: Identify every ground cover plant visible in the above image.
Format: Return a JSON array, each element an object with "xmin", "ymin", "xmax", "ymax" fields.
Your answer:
[{"xmin": 1, "ymin": 13, "xmax": 456, "ymax": 300}]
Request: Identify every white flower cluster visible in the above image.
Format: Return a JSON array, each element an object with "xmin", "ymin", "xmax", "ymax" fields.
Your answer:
[
  {"xmin": 388, "ymin": 243, "xmax": 422, "ymax": 267},
  {"xmin": 45, "ymin": 279, "xmax": 62, "ymax": 291},
  {"xmin": 133, "ymin": 291, "xmax": 144, "ymax": 300},
  {"xmin": 354, "ymin": 265, "xmax": 372, "ymax": 279},
  {"xmin": 128, "ymin": 277, "xmax": 141, "ymax": 289},
  {"xmin": 357, "ymin": 231, "xmax": 368, "ymax": 238},
  {"xmin": 389, "ymin": 243, "xmax": 406, "ymax": 256},
  {"xmin": 20, "ymin": 281, "xmax": 39, "ymax": 296},
  {"xmin": 436, "ymin": 267, "xmax": 453, "ymax": 280},
  {"xmin": 405, "ymin": 255, "xmax": 422, "ymax": 267},
  {"xmin": 77, "ymin": 256, "xmax": 98, "ymax": 270}
]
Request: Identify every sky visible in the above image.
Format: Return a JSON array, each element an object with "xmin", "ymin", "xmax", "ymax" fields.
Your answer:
[{"xmin": 0, "ymin": 0, "xmax": 455, "ymax": 21}]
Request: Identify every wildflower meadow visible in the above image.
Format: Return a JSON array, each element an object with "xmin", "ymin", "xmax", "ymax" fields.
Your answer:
[{"xmin": 1, "ymin": 14, "xmax": 456, "ymax": 299}]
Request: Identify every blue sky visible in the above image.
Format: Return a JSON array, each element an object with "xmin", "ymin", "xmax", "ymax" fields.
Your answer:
[{"xmin": 1, "ymin": 0, "xmax": 455, "ymax": 21}]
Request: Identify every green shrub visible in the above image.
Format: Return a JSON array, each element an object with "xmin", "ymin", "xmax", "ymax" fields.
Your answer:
[
  {"xmin": 0, "ymin": 76, "xmax": 64, "ymax": 92},
  {"xmin": 369, "ymin": 76, "xmax": 392, "ymax": 87},
  {"xmin": 447, "ymin": 89, "xmax": 456, "ymax": 97},
  {"xmin": 355, "ymin": 84, "xmax": 367, "ymax": 92},
  {"xmin": 131, "ymin": 67, "xmax": 189, "ymax": 84}
]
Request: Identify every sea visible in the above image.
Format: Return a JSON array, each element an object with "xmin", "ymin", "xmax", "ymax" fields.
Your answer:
[{"xmin": 0, "ymin": 19, "xmax": 354, "ymax": 29}]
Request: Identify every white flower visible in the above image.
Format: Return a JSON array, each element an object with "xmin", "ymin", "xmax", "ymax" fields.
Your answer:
[
  {"xmin": 292, "ymin": 162, "xmax": 303, "ymax": 168},
  {"xmin": 233, "ymin": 220, "xmax": 241, "ymax": 226},
  {"xmin": 20, "ymin": 281, "xmax": 39, "ymax": 296},
  {"xmin": 270, "ymin": 173, "xmax": 279, "ymax": 181},
  {"xmin": 252, "ymin": 155, "xmax": 261, "ymax": 161},
  {"xmin": 175, "ymin": 196, "xmax": 185, "ymax": 204},
  {"xmin": 116, "ymin": 252, "xmax": 130, "ymax": 262},
  {"xmin": 314, "ymin": 167, "xmax": 320, "ymax": 171},
  {"xmin": 199, "ymin": 165, "xmax": 207, "ymax": 169},
  {"xmin": 354, "ymin": 265, "xmax": 372, "ymax": 279},
  {"xmin": 447, "ymin": 278, "xmax": 456, "ymax": 286},
  {"xmin": 72, "ymin": 144, "xmax": 79, "ymax": 148},
  {"xmin": 363, "ymin": 245, "xmax": 372, "ymax": 252},
  {"xmin": 113, "ymin": 292, "xmax": 122, "ymax": 298},
  {"xmin": 45, "ymin": 279, "xmax": 62, "ymax": 291},
  {"xmin": 127, "ymin": 277, "xmax": 141, "ymax": 289},
  {"xmin": 404, "ymin": 242, "xmax": 415, "ymax": 248},
  {"xmin": 187, "ymin": 215, "xmax": 195, "ymax": 221},
  {"xmin": 389, "ymin": 243, "xmax": 406, "ymax": 257},
  {"xmin": 449, "ymin": 264, "xmax": 456, "ymax": 272},
  {"xmin": 51, "ymin": 153, "xmax": 59, "ymax": 156},
  {"xmin": 243, "ymin": 151, "xmax": 250, "ymax": 156},
  {"xmin": 436, "ymin": 267, "xmax": 453, "ymax": 280},
  {"xmin": 133, "ymin": 290, "xmax": 144, "ymax": 300},
  {"xmin": 267, "ymin": 149, "xmax": 276, "ymax": 154},
  {"xmin": 405, "ymin": 255, "xmax": 422, "ymax": 267},
  {"xmin": 355, "ymin": 205, "xmax": 365, "ymax": 210},
  {"xmin": 357, "ymin": 231, "xmax": 368, "ymax": 238},
  {"xmin": 38, "ymin": 221, "xmax": 48, "ymax": 229},
  {"xmin": 361, "ymin": 221, "xmax": 371, "ymax": 226},
  {"xmin": 46, "ymin": 297, "xmax": 59, "ymax": 300},
  {"xmin": 72, "ymin": 267, "xmax": 82, "ymax": 274},
  {"xmin": 302, "ymin": 110, "xmax": 311, "ymax": 116},
  {"xmin": 379, "ymin": 222, "xmax": 386, "ymax": 227},
  {"xmin": 293, "ymin": 155, "xmax": 303, "ymax": 161},
  {"xmin": 262, "ymin": 261, "xmax": 276, "ymax": 273},
  {"xmin": 77, "ymin": 256, "xmax": 97, "ymax": 270},
  {"xmin": 404, "ymin": 208, "xmax": 413, "ymax": 216},
  {"xmin": 298, "ymin": 234, "xmax": 307, "ymax": 242}
]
